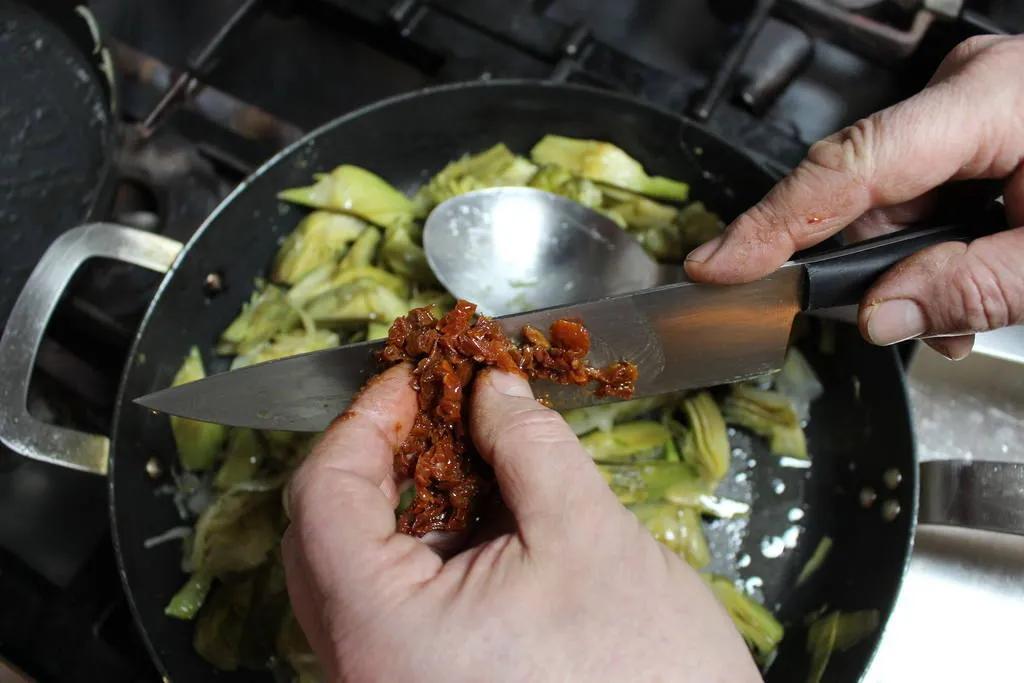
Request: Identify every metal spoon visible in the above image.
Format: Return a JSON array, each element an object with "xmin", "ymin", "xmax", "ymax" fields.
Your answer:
[{"xmin": 422, "ymin": 187, "xmax": 685, "ymax": 317}]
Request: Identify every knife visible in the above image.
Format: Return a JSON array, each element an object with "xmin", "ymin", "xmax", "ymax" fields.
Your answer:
[{"xmin": 135, "ymin": 204, "xmax": 1007, "ymax": 432}]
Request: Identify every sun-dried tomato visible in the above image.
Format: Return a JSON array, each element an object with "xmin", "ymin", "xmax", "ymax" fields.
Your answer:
[{"xmin": 377, "ymin": 300, "xmax": 637, "ymax": 537}]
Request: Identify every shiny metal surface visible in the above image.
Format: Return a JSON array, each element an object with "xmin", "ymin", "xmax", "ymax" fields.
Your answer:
[
  {"xmin": 0, "ymin": 224, "xmax": 182, "ymax": 474},
  {"xmin": 920, "ymin": 460, "xmax": 1024, "ymax": 536},
  {"xmin": 865, "ymin": 526, "xmax": 1024, "ymax": 683},
  {"xmin": 135, "ymin": 266, "xmax": 804, "ymax": 430},
  {"xmin": 423, "ymin": 187, "xmax": 669, "ymax": 317},
  {"xmin": 864, "ymin": 340, "xmax": 1024, "ymax": 683}
]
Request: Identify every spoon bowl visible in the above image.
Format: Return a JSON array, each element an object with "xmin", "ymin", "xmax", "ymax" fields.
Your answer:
[{"xmin": 423, "ymin": 187, "xmax": 681, "ymax": 317}]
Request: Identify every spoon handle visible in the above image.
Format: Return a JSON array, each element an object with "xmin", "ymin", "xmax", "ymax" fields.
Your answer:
[{"xmin": 799, "ymin": 201, "xmax": 1009, "ymax": 313}]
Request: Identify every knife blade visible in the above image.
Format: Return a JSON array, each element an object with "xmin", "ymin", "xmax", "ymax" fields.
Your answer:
[
  {"xmin": 135, "ymin": 267, "xmax": 804, "ymax": 431},
  {"xmin": 135, "ymin": 202, "xmax": 1009, "ymax": 432}
]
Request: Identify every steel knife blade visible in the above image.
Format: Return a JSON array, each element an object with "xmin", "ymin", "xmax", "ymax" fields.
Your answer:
[{"xmin": 134, "ymin": 266, "xmax": 804, "ymax": 431}]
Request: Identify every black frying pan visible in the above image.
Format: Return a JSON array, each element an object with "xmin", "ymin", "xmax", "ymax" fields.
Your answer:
[
  {"xmin": 0, "ymin": 0, "xmax": 117, "ymax": 326},
  {"xmin": 1, "ymin": 80, "xmax": 994, "ymax": 683}
]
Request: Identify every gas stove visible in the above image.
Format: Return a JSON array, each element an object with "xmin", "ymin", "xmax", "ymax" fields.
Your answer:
[{"xmin": 0, "ymin": 1, "xmax": 1019, "ymax": 681}]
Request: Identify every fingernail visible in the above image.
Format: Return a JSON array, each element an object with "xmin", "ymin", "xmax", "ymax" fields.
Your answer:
[
  {"xmin": 685, "ymin": 235, "xmax": 723, "ymax": 264},
  {"xmin": 485, "ymin": 370, "xmax": 533, "ymax": 398},
  {"xmin": 926, "ymin": 337, "xmax": 974, "ymax": 362},
  {"xmin": 865, "ymin": 299, "xmax": 927, "ymax": 345}
]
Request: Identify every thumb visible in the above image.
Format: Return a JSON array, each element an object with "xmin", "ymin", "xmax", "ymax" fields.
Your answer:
[
  {"xmin": 858, "ymin": 223, "xmax": 1024, "ymax": 355},
  {"xmin": 283, "ymin": 365, "xmax": 436, "ymax": 619},
  {"xmin": 470, "ymin": 370, "xmax": 621, "ymax": 547}
]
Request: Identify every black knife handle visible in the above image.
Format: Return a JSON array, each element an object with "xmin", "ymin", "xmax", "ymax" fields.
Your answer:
[{"xmin": 800, "ymin": 201, "xmax": 1009, "ymax": 312}]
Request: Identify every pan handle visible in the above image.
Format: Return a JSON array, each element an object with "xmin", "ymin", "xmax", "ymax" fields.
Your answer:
[
  {"xmin": 919, "ymin": 460, "xmax": 1024, "ymax": 537},
  {"xmin": 0, "ymin": 224, "xmax": 183, "ymax": 475}
]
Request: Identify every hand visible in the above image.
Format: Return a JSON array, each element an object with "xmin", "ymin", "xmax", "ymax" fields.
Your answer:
[
  {"xmin": 281, "ymin": 364, "xmax": 759, "ymax": 683},
  {"xmin": 685, "ymin": 35, "xmax": 1024, "ymax": 360}
]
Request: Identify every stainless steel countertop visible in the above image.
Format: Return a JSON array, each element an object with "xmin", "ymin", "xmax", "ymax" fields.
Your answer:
[{"xmin": 865, "ymin": 331, "xmax": 1024, "ymax": 683}]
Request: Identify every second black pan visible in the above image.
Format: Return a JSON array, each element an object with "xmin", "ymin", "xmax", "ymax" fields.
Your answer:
[
  {"xmin": 0, "ymin": 0, "xmax": 117, "ymax": 325},
  {"xmin": 3, "ymin": 81, "xmax": 919, "ymax": 683}
]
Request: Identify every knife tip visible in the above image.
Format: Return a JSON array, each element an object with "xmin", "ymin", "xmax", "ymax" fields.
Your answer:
[{"xmin": 132, "ymin": 392, "xmax": 164, "ymax": 415}]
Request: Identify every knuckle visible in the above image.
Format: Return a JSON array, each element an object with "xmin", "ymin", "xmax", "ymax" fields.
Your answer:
[
  {"xmin": 947, "ymin": 253, "xmax": 1016, "ymax": 332},
  {"xmin": 492, "ymin": 403, "xmax": 573, "ymax": 450},
  {"xmin": 947, "ymin": 35, "xmax": 1006, "ymax": 65},
  {"xmin": 734, "ymin": 201, "xmax": 788, "ymax": 249},
  {"xmin": 806, "ymin": 117, "xmax": 877, "ymax": 182}
]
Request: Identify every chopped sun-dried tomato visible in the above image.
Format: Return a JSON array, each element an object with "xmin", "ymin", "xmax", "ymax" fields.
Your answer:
[{"xmin": 376, "ymin": 300, "xmax": 638, "ymax": 537}]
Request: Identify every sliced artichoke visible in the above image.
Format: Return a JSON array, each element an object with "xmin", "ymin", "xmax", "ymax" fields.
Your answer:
[
  {"xmin": 680, "ymin": 391, "xmax": 731, "ymax": 484},
  {"xmin": 271, "ymin": 211, "xmax": 367, "ymax": 284},
  {"xmin": 706, "ymin": 574, "xmax": 785, "ymax": 658},
  {"xmin": 723, "ymin": 384, "xmax": 808, "ymax": 460},
  {"xmin": 170, "ymin": 347, "xmax": 228, "ymax": 471},
  {"xmin": 631, "ymin": 502, "xmax": 710, "ymax": 569},
  {"xmin": 561, "ymin": 395, "xmax": 674, "ymax": 436},
  {"xmin": 530, "ymin": 134, "xmax": 689, "ymax": 201},
  {"xmin": 580, "ymin": 421, "xmax": 672, "ymax": 462},
  {"xmin": 277, "ymin": 165, "xmax": 414, "ymax": 229}
]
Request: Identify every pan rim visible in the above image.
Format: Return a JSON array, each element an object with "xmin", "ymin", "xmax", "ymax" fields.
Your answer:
[{"xmin": 107, "ymin": 78, "xmax": 919, "ymax": 683}]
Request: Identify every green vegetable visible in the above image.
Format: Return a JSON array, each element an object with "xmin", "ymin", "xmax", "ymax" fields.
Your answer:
[
  {"xmin": 337, "ymin": 226, "xmax": 382, "ymax": 271},
  {"xmin": 599, "ymin": 461, "xmax": 701, "ymax": 505},
  {"xmin": 277, "ymin": 165, "xmax": 415, "ymax": 229},
  {"xmin": 602, "ymin": 186, "xmax": 679, "ymax": 230},
  {"xmin": 561, "ymin": 395, "xmax": 674, "ymax": 436},
  {"xmin": 528, "ymin": 165, "xmax": 604, "ymax": 209},
  {"xmin": 631, "ymin": 502, "xmax": 710, "ymax": 569},
  {"xmin": 277, "ymin": 611, "xmax": 320, "ymax": 683},
  {"xmin": 193, "ymin": 574, "xmax": 257, "ymax": 670},
  {"xmin": 214, "ymin": 429, "xmax": 267, "ymax": 490},
  {"xmin": 379, "ymin": 224, "xmax": 435, "ymax": 284},
  {"xmin": 633, "ymin": 201, "xmax": 723, "ymax": 262},
  {"xmin": 262, "ymin": 430, "xmax": 296, "ymax": 447},
  {"xmin": 664, "ymin": 480, "xmax": 751, "ymax": 518},
  {"xmin": 288, "ymin": 263, "xmax": 409, "ymax": 310},
  {"xmin": 774, "ymin": 347, "xmax": 823, "ymax": 423},
  {"xmin": 599, "ymin": 461, "xmax": 749, "ymax": 518},
  {"xmin": 165, "ymin": 570, "xmax": 214, "ymax": 620},
  {"xmin": 265, "ymin": 433, "xmax": 320, "ymax": 470},
  {"xmin": 663, "ymin": 438, "xmax": 681, "ymax": 463},
  {"xmin": 367, "ymin": 321, "xmax": 391, "ymax": 341},
  {"xmin": 229, "ymin": 329, "xmax": 340, "ymax": 371},
  {"xmin": 530, "ymin": 135, "xmax": 689, "ymax": 201},
  {"xmin": 219, "ymin": 285, "xmax": 300, "ymax": 356},
  {"xmin": 806, "ymin": 610, "xmax": 880, "ymax": 683},
  {"xmin": 707, "ymin": 575, "xmax": 785, "ymax": 657},
  {"xmin": 580, "ymin": 421, "xmax": 672, "ymax": 462},
  {"xmin": 408, "ymin": 289, "xmax": 456, "ymax": 315},
  {"xmin": 331, "ymin": 265, "xmax": 409, "ymax": 298},
  {"xmin": 675, "ymin": 201, "xmax": 724, "ymax": 249},
  {"xmin": 271, "ymin": 211, "xmax": 367, "ymax": 284},
  {"xmin": 796, "ymin": 536, "xmax": 833, "ymax": 586},
  {"xmin": 832, "ymin": 610, "xmax": 880, "ymax": 651},
  {"xmin": 413, "ymin": 143, "xmax": 538, "ymax": 214},
  {"xmin": 595, "ymin": 187, "xmax": 723, "ymax": 261},
  {"xmin": 285, "ymin": 263, "xmax": 336, "ymax": 308},
  {"xmin": 304, "ymin": 280, "xmax": 409, "ymax": 326},
  {"xmin": 806, "ymin": 610, "xmax": 837, "ymax": 683},
  {"xmin": 723, "ymin": 384, "xmax": 808, "ymax": 460},
  {"xmin": 680, "ymin": 392, "xmax": 731, "ymax": 484},
  {"xmin": 239, "ymin": 558, "xmax": 290, "ymax": 670},
  {"xmin": 396, "ymin": 485, "xmax": 416, "ymax": 516},
  {"xmin": 170, "ymin": 348, "xmax": 227, "ymax": 471},
  {"xmin": 191, "ymin": 481, "xmax": 283, "ymax": 577}
]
